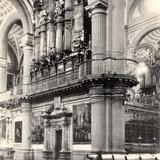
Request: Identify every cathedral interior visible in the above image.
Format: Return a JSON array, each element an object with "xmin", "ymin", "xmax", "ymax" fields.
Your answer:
[{"xmin": 0, "ymin": 0, "xmax": 160, "ymax": 160}]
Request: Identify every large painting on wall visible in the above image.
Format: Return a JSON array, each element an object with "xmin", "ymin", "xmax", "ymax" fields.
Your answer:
[
  {"xmin": 32, "ymin": 111, "xmax": 44, "ymax": 144},
  {"xmin": 15, "ymin": 121, "xmax": 22, "ymax": 143},
  {"xmin": 73, "ymin": 103, "xmax": 91, "ymax": 144}
]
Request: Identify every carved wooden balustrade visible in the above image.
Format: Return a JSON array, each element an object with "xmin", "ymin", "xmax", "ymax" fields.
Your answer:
[{"xmin": 28, "ymin": 59, "xmax": 92, "ymax": 95}]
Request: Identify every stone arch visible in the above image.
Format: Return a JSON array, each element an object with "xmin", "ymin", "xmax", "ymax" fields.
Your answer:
[
  {"xmin": 0, "ymin": 0, "xmax": 33, "ymax": 58},
  {"xmin": 129, "ymin": 24, "xmax": 160, "ymax": 58},
  {"xmin": 0, "ymin": 0, "xmax": 33, "ymax": 92},
  {"xmin": 10, "ymin": 0, "xmax": 33, "ymax": 34},
  {"xmin": 136, "ymin": 43, "xmax": 157, "ymax": 53}
]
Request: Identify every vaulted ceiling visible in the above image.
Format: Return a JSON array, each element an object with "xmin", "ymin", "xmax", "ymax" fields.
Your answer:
[{"xmin": 0, "ymin": 0, "xmax": 33, "ymax": 69}]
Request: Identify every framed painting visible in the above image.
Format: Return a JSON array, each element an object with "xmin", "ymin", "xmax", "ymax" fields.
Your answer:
[
  {"xmin": 15, "ymin": 121, "xmax": 22, "ymax": 143},
  {"xmin": 32, "ymin": 111, "xmax": 44, "ymax": 144},
  {"xmin": 73, "ymin": 103, "xmax": 91, "ymax": 144}
]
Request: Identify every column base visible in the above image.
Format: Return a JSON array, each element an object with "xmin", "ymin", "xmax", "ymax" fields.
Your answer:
[
  {"xmin": 14, "ymin": 149, "xmax": 33, "ymax": 160},
  {"xmin": 57, "ymin": 151, "xmax": 71, "ymax": 160},
  {"xmin": 42, "ymin": 150, "xmax": 53, "ymax": 160}
]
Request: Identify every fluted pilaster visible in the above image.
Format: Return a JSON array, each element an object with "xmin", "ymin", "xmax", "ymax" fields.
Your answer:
[
  {"xmin": 56, "ymin": 16, "xmax": 63, "ymax": 53},
  {"xmin": 64, "ymin": 0, "xmax": 72, "ymax": 51},
  {"xmin": 47, "ymin": 22, "xmax": 56, "ymax": 53},
  {"xmin": 40, "ymin": 24, "xmax": 47, "ymax": 56}
]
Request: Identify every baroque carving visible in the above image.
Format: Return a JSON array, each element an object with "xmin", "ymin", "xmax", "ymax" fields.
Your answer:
[
  {"xmin": 39, "ymin": 10, "xmax": 48, "ymax": 25},
  {"xmin": 55, "ymin": 0, "xmax": 65, "ymax": 17}
]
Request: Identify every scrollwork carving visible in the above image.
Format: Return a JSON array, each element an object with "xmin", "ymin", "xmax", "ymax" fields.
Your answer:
[
  {"xmin": 55, "ymin": 0, "xmax": 65, "ymax": 17},
  {"xmin": 39, "ymin": 10, "xmax": 48, "ymax": 25}
]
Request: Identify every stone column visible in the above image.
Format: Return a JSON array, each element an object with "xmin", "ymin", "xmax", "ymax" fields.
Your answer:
[
  {"xmin": 40, "ymin": 24, "xmax": 47, "ymax": 56},
  {"xmin": 42, "ymin": 115, "xmax": 52, "ymax": 160},
  {"xmin": 47, "ymin": 0, "xmax": 56, "ymax": 53},
  {"xmin": 50, "ymin": 126, "xmax": 56, "ymax": 160},
  {"xmin": 6, "ymin": 117, "xmax": 10, "ymax": 142},
  {"xmin": 56, "ymin": 16, "xmax": 63, "ymax": 53},
  {"xmin": 90, "ymin": 85, "xmax": 106, "ymax": 152},
  {"xmin": 21, "ymin": 97, "xmax": 32, "ymax": 149},
  {"xmin": 64, "ymin": 0, "xmax": 72, "ymax": 51},
  {"xmin": 8, "ymin": 118, "xmax": 13, "ymax": 144},
  {"xmin": 47, "ymin": 21, "xmax": 56, "ymax": 53},
  {"xmin": 22, "ymin": 33, "xmax": 33, "ymax": 94},
  {"xmin": 34, "ymin": 30, "xmax": 40, "ymax": 60},
  {"xmin": 0, "ymin": 58, "xmax": 7, "ymax": 92},
  {"xmin": 14, "ymin": 97, "xmax": 32, "ymax": 160},
  {"xmin": 86, "ymin": 1, "xmax": 107, "ymax": 74}
]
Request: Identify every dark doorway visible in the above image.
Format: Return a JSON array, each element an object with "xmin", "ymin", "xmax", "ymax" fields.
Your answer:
[{"xmin": 56, "ymin": 130, "xmax": 62, "ymax": 159}]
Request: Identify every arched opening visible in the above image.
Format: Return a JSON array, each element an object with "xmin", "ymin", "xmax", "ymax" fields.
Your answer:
[
  {"xmin": 6, "ymin": 20, "xmax": 23, "ymax": 90},
  {"xmin": 126, "ymin": 1, "xmax": 160, "ymax": 147},
  {"xmin": 0, "ymin": 0, "xmax": 33, "ymax": 93}
]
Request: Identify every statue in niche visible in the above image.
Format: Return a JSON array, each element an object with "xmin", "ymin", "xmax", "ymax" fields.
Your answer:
[
  {"xmin": 55, "ymin": 0, "xmax": 64, "ymax": 17},
  {"xmin": 39, "ymin": 10, "xmax": 48, "ymax": 25}
]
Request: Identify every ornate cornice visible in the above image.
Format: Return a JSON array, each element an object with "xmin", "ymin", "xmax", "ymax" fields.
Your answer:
[{"xmin": 29, "ymin": 73, "xmax": 138, "ymax": 103}]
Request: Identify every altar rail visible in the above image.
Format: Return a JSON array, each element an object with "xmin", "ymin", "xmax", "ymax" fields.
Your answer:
[{"xmin": 86, "ymin": 153, "xmax": 160, "ymax": 160}]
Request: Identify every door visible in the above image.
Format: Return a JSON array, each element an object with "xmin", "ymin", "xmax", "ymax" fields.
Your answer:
[{"xmin": 55, "ymin": 130, "xmax": 62, "ymax": 159}]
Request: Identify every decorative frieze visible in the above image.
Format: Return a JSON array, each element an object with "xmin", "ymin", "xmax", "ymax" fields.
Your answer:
[{"xmin": 62, "ymin": 94, "xmax": 90, "ymax": 102}]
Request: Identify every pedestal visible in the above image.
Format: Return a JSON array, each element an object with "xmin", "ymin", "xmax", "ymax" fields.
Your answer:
[
  {"xmin": 42, "ymin": 150, "xmax": 52, "ymax": 160},
  {"xmin": 14, "ymin": 149, "xmax": 33, "ymax": 160},
  {"xmin": 57, "ymin": 151, "xmax": 71, "ymax": 160}
]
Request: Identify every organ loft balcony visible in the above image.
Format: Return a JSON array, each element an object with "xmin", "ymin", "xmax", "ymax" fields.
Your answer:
[
  {"xmin": 28, "ymin": 48, "xmax": 137, "ymax": 99},
  {"xmin": 0, "ymin": 49, "xmax": 138, "ymax": 104}
]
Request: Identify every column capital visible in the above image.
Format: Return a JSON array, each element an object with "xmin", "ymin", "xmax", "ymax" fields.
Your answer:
[
  {"xmin": 21, "ymin": 33, "xmax": 34, "ymax": 47},
  {"xmin": 85, "ymin": 0, "xmax": 108, "ymax": 12}
]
